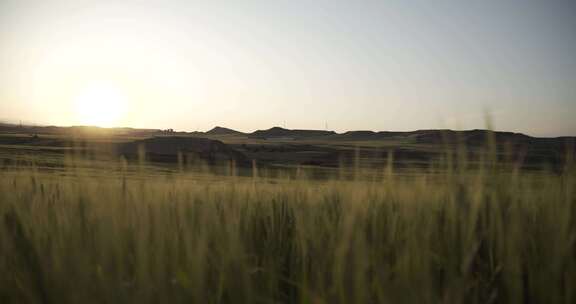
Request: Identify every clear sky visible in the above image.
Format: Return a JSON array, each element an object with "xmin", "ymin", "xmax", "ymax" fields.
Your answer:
[{"xmin": 1, "ymin": 0, "xmax": 575, "ymax": 136}]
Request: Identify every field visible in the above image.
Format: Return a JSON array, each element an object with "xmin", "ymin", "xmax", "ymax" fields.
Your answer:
[{"xmin": 1, "ymin": 128, "xmax": 575, "ymax": 303}]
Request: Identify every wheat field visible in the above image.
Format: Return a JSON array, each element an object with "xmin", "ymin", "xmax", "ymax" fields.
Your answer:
[{"xmin": 0, "ymin": 149, "xmax": 575, "ymax": 304}]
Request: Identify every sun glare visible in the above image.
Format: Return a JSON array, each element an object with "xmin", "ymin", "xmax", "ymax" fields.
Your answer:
[{"xmin": 73, "ymin": 83, "xmax": 128, "ymax": 127}]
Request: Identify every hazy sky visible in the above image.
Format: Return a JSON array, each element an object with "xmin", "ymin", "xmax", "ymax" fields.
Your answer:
[{"xmin": 1, "ymin": 0, "xmax": 575, "ymax": 136}]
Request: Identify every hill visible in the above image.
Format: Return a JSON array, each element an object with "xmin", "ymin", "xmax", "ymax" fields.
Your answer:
[
  {"xmin": 250, "ymin": 127, "xmax": 336, "ymax": 139},
  {"xmin": 206, "ymin": 126, "xmax": 245, "ymax": 135},
  {"xmin": 117, "ymin": 136, "xmax": 249, "ymax": 166}
]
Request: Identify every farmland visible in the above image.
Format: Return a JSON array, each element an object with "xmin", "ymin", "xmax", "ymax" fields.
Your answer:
[{"xmin": 1, "ymin": 126, "xmax": 575, "ymax": 303}]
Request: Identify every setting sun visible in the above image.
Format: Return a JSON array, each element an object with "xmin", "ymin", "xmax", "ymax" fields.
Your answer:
[{"xmin": 73, "ymin": 83, "xmax": 129, "ymax": 127}]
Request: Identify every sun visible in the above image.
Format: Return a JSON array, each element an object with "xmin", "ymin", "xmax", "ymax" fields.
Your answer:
[{"xmin": 73, "ymin": 83, "xmax": 128, "ymax": 127}]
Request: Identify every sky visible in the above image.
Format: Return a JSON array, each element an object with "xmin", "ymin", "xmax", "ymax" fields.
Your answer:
[{"xmin": 1, "ymin": 0, "xmax": 575, "ymax": 136}]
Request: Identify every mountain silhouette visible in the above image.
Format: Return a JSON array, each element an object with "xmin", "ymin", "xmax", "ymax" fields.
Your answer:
[
  {"xmin": 250, "ymin": 127, "xmax": 336, "ymax": 139},
  {"xmin": 206, "ymin": 126, "xmax": 245, "ymax": 135}
]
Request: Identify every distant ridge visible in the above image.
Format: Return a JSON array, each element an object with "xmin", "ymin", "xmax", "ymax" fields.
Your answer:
[
  {"xmin": 325, "ymin": 129, "xmax": 536, "ymax": 144},
  {"xmin": 408, "ymin": 129, "xmax": 532, "ymax": 145},
  {"xmin": 0, "ymin": 122, "xmax": 573, "ymax": 140},
  {"xmin": 250, "ymin": 127, "xmax": 337, "ymax": 139},
  {"xmin": 206, "ymin": 126, "xmax": 245, "ymax": 135}
]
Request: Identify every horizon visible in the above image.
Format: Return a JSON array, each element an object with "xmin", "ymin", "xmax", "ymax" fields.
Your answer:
[
  {"xmin": 1, "ymin": 119, "xmax": 572, "ymax": 138},
  {"xmin": 1, "ymin": 0, "xmax": 575, "ymax": 136}
]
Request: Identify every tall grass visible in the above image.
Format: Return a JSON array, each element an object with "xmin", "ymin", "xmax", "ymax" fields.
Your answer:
[{"xmin": 0, "ymin": 147, "xmax": 575, "ymax": 303}]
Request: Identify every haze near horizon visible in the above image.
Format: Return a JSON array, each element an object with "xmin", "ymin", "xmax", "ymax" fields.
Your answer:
[{"xmin": 1, "ymin": 0, "xmax": 575, "ymax": 136}]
